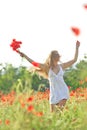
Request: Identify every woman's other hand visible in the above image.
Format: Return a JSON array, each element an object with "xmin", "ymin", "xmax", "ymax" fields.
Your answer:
[{"xmin": 76, "ymin": 40, "xmax": 80, "ymax": 49}]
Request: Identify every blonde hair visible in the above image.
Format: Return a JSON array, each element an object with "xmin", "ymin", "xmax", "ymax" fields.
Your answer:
[{"xmin": 30, "ymin": 50, "xmax": 60, "ymax": 79}]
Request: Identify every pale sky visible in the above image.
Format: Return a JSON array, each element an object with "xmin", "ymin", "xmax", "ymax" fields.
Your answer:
[{"xmin": 0, "ymin": 0, "xmax": 87, "ymax": 68}]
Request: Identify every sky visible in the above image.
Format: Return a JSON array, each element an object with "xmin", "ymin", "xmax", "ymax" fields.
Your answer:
[{"xmin": 0, "ymin": 0, "xmax": 87, "ymax": 68}]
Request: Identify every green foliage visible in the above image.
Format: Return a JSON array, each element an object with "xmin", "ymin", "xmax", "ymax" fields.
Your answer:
[
  {"xmin": 0, "ymin": 63, "xmax": 49, "ymax": 93},
  {"xmin": 64, "ymin": 57, "xmax": 87, "ymax": 90},
  {"xmin": 0, "ymin": 56, "xmax": 87, "ymax": 93},
  {"xmin": 31, "ymin": 73, "xmax": 49, "ymax": 91},
  {"xmin": 38, "ymin": 83, "xmax": 46, "ymax": 92},
  {"xmin": 0, "ymin": 63, "xmax": 19, "ymax": 93},
  {"xmin": 0, "ymin": 64, "xmax": 32, "ymax": 93}
]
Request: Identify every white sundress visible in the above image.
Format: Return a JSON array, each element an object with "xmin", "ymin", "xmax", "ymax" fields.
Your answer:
[{"xmin": 48, "ymin": 65, "xmax": 69, "ymax": 104}]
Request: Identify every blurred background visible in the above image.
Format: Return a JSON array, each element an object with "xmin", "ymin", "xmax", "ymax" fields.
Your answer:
[{"xmin": 0, "ymin": 0, "xmax": 87, "ymax": 68}]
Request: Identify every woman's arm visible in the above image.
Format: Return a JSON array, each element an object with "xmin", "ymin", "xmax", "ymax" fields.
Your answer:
[
  {"xmin": 18, "ymin": 51, "xmax": 33, "ymax": 63},
  {"xmin": 61, "ymin": 40, "xmax": 80, "ymax": 69},
  {"xmin": 18, "ymin": 51, "xmax": 45, "ymax": 70}
]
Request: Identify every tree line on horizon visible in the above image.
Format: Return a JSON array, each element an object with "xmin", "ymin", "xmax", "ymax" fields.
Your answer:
[{"xmin": 0, "ymin": 55, "xmax": 87, "ymax": 93}]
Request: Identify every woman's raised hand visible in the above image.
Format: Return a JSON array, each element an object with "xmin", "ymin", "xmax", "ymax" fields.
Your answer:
[
  {"xmin": 18, "ymin": 51, "xmax": 24, "ymax": 57},
  {"xmin": 76, "ymin": 40, "xmax": 80, "ymax": 48}
]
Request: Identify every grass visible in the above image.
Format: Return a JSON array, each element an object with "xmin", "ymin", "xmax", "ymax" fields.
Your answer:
[{"xmin": 0, "ymin": 87, "xmax": 87, "ymax": 130}]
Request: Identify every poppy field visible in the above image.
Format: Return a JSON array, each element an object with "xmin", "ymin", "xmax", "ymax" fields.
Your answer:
[
  {"xmin": 0, "ymin": 82, "xmax": 87, "ymax": 130},
  {"xmin": 0, "ymin": 2, "xmax": 87, "ymax": 130}
]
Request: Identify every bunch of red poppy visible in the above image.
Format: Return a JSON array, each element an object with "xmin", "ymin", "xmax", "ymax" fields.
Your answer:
[
  {"xmin": 83, "ymin": 4, "xmax": 87, "ymax": 9},
  {"xmin": 71, "ymin": 27, "xmax": 80, "ymax": 36},
  {"xmin": 10, "ymin": 39, "xmax": 22, "ymax": 53}
]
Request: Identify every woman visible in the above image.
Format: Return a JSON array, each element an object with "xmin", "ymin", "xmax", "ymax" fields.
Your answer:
[{"xmin": 18, "ymin": 40, "xmax": 80, "ymax": 112}]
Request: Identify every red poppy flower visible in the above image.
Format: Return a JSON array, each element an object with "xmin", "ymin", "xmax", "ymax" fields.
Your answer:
[
  {"xmin": 71, "ymin": 27, "xmax": 80, "ymax": 36},
  {"xmin": 83, "ymin": 4, "xmax": 87, "ymax": 9},
  {"xmin": 5, "ymin": 119, "xmax": 10, "ymax": 125},
  {"xmin": 34, "ymin": 112, "xmax": 43, "ymax": 117},
  {"xmin": 31, "ymin": 61, "xmax": 40, "ymax": 67},
  {"xmin": 0, "ymin": 120, "xmax": 2, "ymax": 124},
  {"xmin": 27, "ymin": 96, "xmax": 34, "ymax": 102},
  {"xmin": 27, "ymin": 105, "xmax": 34, "ymax": 112},
  {"xmin": 10, "ymin": 39, "xmax": 22, "ymax": 52}
]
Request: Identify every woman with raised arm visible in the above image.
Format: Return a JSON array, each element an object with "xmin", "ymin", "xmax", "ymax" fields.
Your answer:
[{"xmin": 18, "ymin": 40, "xmax": 80, "ymax": 112}]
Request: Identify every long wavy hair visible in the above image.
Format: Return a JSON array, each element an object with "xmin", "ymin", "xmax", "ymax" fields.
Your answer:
[{"xmin": 31, "ymin": 50, "xmax": 61, "ymax": 79}]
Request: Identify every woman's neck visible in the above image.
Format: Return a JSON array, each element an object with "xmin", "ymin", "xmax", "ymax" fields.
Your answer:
[{"xmin": 53, "ymin": 62, "xmax": 58, "ymax": 67}]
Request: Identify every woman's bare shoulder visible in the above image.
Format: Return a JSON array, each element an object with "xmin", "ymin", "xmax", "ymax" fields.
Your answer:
[{"xmin": 59, "ymin": 63, "xmax": 65, "ymax": 70}]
